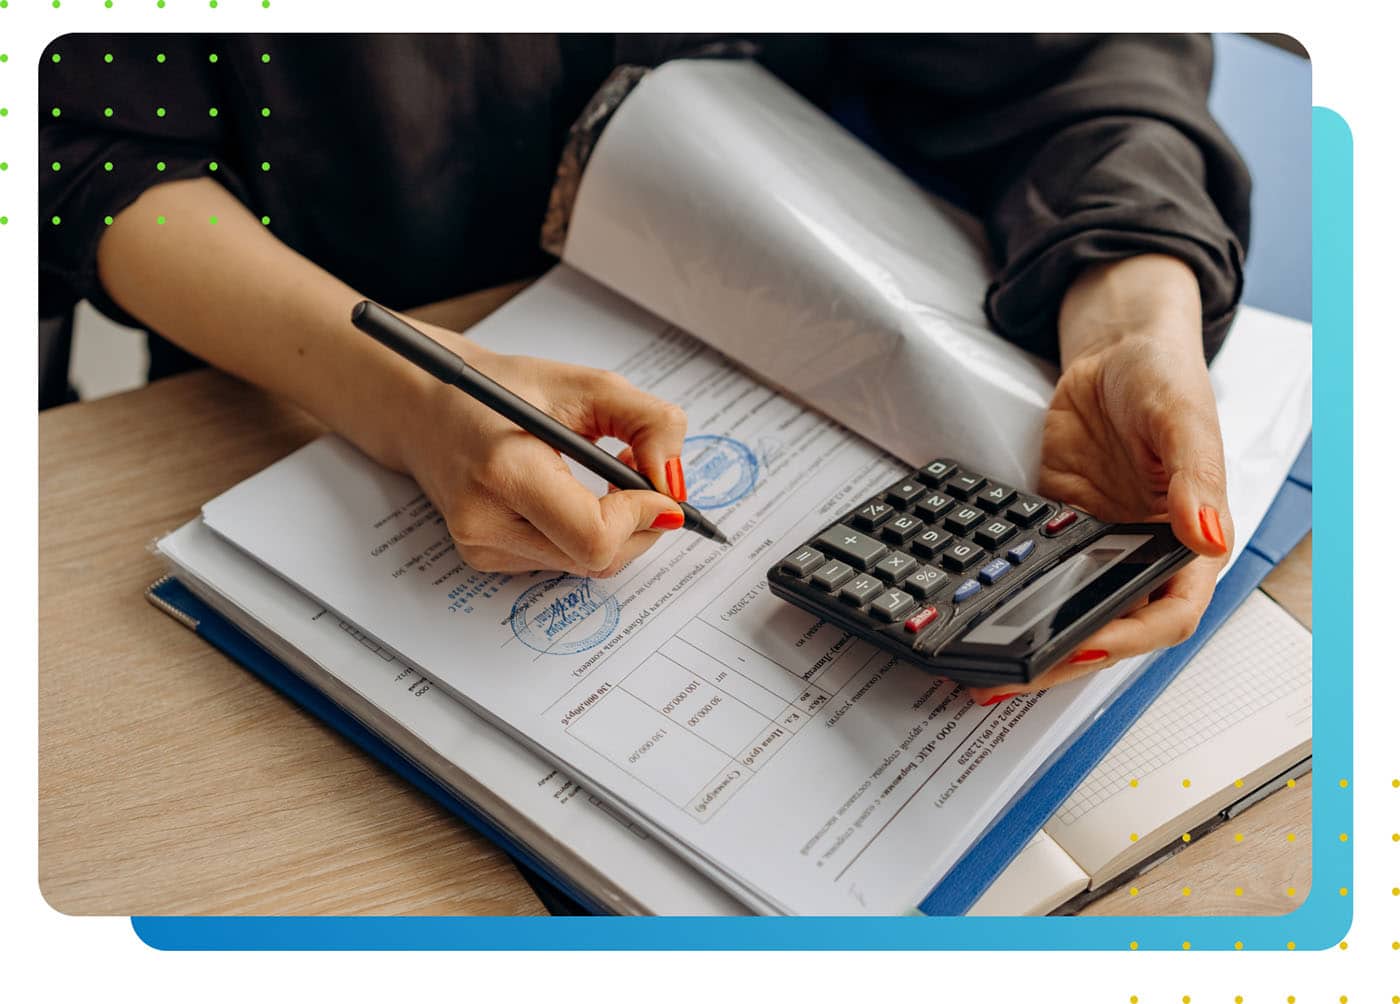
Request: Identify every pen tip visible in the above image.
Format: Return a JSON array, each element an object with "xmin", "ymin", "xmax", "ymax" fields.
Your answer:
[{"xmin": 713, "ymin": 529, "xmax": 730, "ymax": 546}]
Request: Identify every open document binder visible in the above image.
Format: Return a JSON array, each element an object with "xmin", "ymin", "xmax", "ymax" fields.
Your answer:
[{"xmin": 149, "ymin": 59, "xmax": 1312, "ymax": 915}]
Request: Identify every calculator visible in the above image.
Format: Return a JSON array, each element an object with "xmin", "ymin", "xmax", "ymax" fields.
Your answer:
[{"xmin": 766, "ymin": 459, "xmax": 1194, "ymax": 687}]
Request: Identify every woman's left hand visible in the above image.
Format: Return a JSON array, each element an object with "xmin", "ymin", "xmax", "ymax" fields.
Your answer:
[{"xmin": 966, "ymin": 255, "xmax": 1233, "ymax": 705}]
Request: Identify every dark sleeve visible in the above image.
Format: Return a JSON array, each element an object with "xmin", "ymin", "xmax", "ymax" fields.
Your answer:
[
  {"xmin": 842, "ymin": 34, "xmax": 1251, "ymax": 363},
  {"xmin": 39, "ymin": 35, "xmax": 249, "ymax": 325}
]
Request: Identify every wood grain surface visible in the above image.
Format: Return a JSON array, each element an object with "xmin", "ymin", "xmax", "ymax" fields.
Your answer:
[{"xmin": 38, "ymin": 282, "xmax": 1312, "ymax": 916}]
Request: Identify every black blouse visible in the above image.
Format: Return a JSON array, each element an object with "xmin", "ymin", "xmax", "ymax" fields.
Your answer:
[{"xmin": 39, "ymin": 33, "xmax": 1250, "ymax": 368}]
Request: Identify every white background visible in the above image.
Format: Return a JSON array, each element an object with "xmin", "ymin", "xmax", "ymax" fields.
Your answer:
[{"xmin": 7, "ymin": 3, "xmax": 1391, "ymax": 1001}]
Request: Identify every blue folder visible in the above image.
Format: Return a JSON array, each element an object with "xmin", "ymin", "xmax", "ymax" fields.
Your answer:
[{"xmin": 150, "ymin": 437, "xmax": 1311, "ymax": 917}]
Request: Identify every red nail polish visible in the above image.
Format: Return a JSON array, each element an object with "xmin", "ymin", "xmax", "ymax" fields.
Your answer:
[
  {"xmin": 664, "ymin": 457, "xmax": 687, "ymax": 502},
  {"xmin": 1198, "ymin": 506, "xmax": 1228, "ymax": 554},
  {"xmin": 1069, "ymin": 649, "xmax": 1110, "ymax": 664},
  {"xmin": 980, "ymin": 693, "xmax": 1017, "ymax": 706},
  {"xmin": 651, "ymin": 509, "xmax": 685, "ymax": 531}
]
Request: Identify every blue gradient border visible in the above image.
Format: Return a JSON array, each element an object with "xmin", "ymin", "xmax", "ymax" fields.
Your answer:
[{"xmin": 131, "ymin": 108, "xmax": 1351, "ymax": 952}]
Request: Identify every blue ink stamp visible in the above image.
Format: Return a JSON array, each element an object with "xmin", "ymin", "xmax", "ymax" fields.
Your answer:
[
  {"xmin": 509, "ymin": 575, "xmax": 620, "ymax": 655},
  {"xmin": 682, "ymin": 435, "xmax": 759, "ymax": 510}
]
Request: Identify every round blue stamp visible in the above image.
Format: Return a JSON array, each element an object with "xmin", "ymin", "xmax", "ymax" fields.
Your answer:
[
  {"xmin": 509, "ymin": 575, "xmax": 620, "ymax": 655},
  {"xmin": 682, "ymin": 435, "xmax": 759, "ymax": 510}
]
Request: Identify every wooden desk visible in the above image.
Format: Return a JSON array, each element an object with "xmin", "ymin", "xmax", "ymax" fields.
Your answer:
[{"xmin": 38, "ymin": 282, "xmax": 1311, "ymax": 916}]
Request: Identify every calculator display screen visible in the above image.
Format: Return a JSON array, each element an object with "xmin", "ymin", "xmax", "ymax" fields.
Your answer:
[{"xmin": 962, "ymin": 534, "xmax": 1155, "ymax": 646}]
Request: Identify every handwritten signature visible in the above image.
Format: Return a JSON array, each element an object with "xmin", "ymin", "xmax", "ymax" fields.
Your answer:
[{"xmin": 532, "ymin": 579, "xmax": 599, "ymax": 640}]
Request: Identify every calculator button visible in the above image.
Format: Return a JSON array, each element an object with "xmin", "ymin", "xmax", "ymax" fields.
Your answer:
[
  {"xmin": 881, "ymin": 513, "xmax": 924, "ymax": 544},
  {"xmin": 852, "ymin": 500, "xmax": 895, "ymax": 531},
  {"xmin": 978, "ymin": 557, "xmax": 1013, "ymax": 585},
  {"xmin": 780, "ymin": 546, "xmax": 826, "ymax": 577},
  {"xmin": 873, "ymin": 551, "xmax": 918, "ymax": 585},
  {"xmin": 1007, "ymin": 539, "xmax": 1037, "ymax": 565},
  {"xmin": 946, "ymin": 472, "xmax": 987, "ymax": 499},
  {"xmin": 811, "ymin": 559, "xmax": 855, "ymax": 592},
  {"xmin": 904, "ymin": 565, "xmax": 949, "ymax": 599},
  {"xmin": 973, "ymin": 519, "xmax": 1017, "ymax": 549},
  {"xmin": 914, "ymin": 491, "xmax": 954, "ymax": 521},
  {"xmin": 839, "ymin": 573, "xmax": 883, "ymax": 607},
  {"xmin": 917, "ymin": 459, "xmax": 958, "ymax": 484},
  {"xmin": 1006, "ymin": 497, "xmax": 1051, "ymax": 527},
  {"xmin": 941, "ymin": 541, "xmax": 986, "ymax": 572},
  {"xmin": 1043, "ymin": 509, "xmax": 1080, "ymax": 536},
  {"xmin": 910, "ymin": 526, "xmax": 953, "ymax": 559},
  {"xmin": 944, "ymin": 505, "xmax": 986, "ymax": 534},
  {"xmin": 884, "ymin": 479, "xmax": 927, "ymax": 508},
  {"xmin": 814, "ymin": 525, "xmax": 889, "ymax": 570},
  {"xmin": 975, "ymin": 482, "xmax": 1018, "ymax": 512},
  {"xmin": 904, "ymin": 606, "xmax": 940, "ymax": 633},
  {"xmin": 870, "ymin": 588, "xmax": 917, "ymax": 622},
  {"xmin": 952, "ymin": 579, "xmax": 982, "ymax": 603}
]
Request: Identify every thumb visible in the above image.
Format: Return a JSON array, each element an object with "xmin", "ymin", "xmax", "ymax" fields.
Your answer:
[
  {"xmin": 1159, "ymin": 407, "xmax": 1232, "ymax": 559},
  {"xmin": 597, "ymin": 488, "xmax": 688, "ymax": 538}
]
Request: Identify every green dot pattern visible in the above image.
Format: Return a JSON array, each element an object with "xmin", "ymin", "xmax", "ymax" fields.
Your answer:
[
  {"xmin": 209, "ymin": 108, "xmax": 218, "ymax": 118},
  {"xmin": 51, "ymin": 216, "xmax": 61, "ymax": 225},
  {"xmin": 261, "ymin": 53, "xmax": 270, "ymax": 63},
  {"xmin": 156, "ymin": 107, "xmax": 165, "ymax": 118},
  {"xmin": 0, "ymin": 218, "xmax": 8, "ymax": 226},
  {"xmin": 0, "ymin": 162, "xmax": 6, "ymax": 171},
  {"xmin": 260, "ymin": 162, "xmax": 270, "ymax": 172},
  {"xmin": 156, "ymin": 215, "xmax": 166, "ymax": 225},
  {"xmin": 105, "ymin": 0, "xmax": 113, "ymax": 7},
  {"xmin": 209, "ymin": 216, "xmax": 218, "ymax": 225},
  {"xmin": 261, "ymin": 107, "xmax": 270, "ymax": 118},
  {"xmin": 157, "ymin": 0, "xmax": 165, "ymax": 7},
  {"xmin": 157, "ymin": 161, "xmax": 166, "ymax": 171},
  {"xmin": 51, "ymin": 162, "xmax": 61, "ymax": 172},
  {"xmin": 51, "ymin": 54, "xmax": 60, "ymax": 64},
  {"xmin": 0, "ymin": 110, "xmax": 8, "ymax": 118},
  {"xmin": 209, "ymin": 54, "xmax": 218, "ymax": 64},
  {"xmin": 260, "ymin": 215, "xmax": 270, "ymax": 225},
  {"xmin": 157, "ymin": 53, "xmax": 166, "ymax": 64},
  {"xmin": 105, "ymin": 54, "xmax": 113, "ymax": 63},
  {"xmin": 104, "ymin": 162, "xmax": 113, "ymax": 172},
  {"xmin": 209, "ymin": 161, "xmax": 218, "ymax": 171},
  {"xmin": 51, "ymin": 108, "xmax": 61, "ymax": 118},
  {"xmin": 104, "ymin": 107, "xmax": 113, "ymax": 118},
  {"xmin": 104, "ymin": 215, "xmax": 114, "ymax": 225}
]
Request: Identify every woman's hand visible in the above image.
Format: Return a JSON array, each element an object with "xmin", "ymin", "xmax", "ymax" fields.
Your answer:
[
  {"xmin": 966, "ymin": 255, "xmax": 1232, "ymax": 705},
  {"xmin": 396, "ymin": 327, "xmax": 690, "ymax": 578}
]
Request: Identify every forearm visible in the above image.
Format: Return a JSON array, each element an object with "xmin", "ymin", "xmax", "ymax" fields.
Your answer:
[
  {"xmin": 95, "ymin": 178, "xmax": 464, "ymax": 472},
  {"xmin": 1057, "ymin": 254, "xmax": 1205, "ymax": 366}
]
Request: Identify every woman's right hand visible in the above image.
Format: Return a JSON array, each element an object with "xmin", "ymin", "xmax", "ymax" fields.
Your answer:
[{"xmin": 394, "ymin": 328, "xmax": 690, "ymax": 578}]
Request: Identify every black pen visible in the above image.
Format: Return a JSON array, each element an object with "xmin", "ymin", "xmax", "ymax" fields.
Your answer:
[{"xmin": 350, "ymin": 301, "xmax": 729, "ymax": 546}]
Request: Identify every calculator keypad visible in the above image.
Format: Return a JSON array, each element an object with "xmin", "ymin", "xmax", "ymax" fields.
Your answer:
[{"xmin": 771, "ymin": 459, "xmax": 1096, "ymax": 656}]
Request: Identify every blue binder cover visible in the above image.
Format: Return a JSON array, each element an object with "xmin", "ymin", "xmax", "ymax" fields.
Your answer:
[{"xmin": 151, "ymin": 439, "xmax": 1311, "ymax": 917}]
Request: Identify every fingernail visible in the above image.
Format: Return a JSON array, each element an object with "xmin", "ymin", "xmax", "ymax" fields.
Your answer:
[
  {"xmin": 1069, "ymin": 649, "xmax": 1110, "ymax": 664},
  {"xmin": 980, "ymin": 693, "xmax": 1017, "ymax": 706},
  {"xmin": 651, "ymin": 509, "xmax": 685, "ymax": 531},
  {"xmin": 664, "ymin": 457, "xmax": 687, "ymax": 502},
  {"xmin": 1198, "ymin": 505, "xmax": 1228, "ymax": 554}
]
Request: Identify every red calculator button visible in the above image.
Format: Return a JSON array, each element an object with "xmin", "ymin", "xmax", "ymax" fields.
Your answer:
[
  {"xmin": 904, "ymin": 606, "xmax": 940, "ymax": 633},
  {"xmin": 1044, "ymin": 509, "xmax": 1079, "ymax": 536}
]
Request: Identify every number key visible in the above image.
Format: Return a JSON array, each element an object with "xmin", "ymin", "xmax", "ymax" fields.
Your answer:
[
  {"xmin": 975, "ymin": 482, "xmax": 1018, "ymax": 512},
  {"xmin": 917, "ymin": 459, "xmax": 958, "ymax": 484},
  {"xmin": 973, "ymin": 518, "xmax": 1016, "ymax": 549},
  {"xmin": 1005, "ymin": 496, "xmax": 1051, "ymax": 527},
  {"xmin": 881, "ymin": 512, "xmax": 924, "ymax": 544},
  {"xmin": 946, "ymin": 472, "xmax": 986, "ymax": 499},
  {"xmin": 914, "ymin": 490, "xmax": 954, "ymax": 521},
  {"xmin": 910, "ymin": 526, "xmax": 953, "ymax": 559},
  {"xmin": 941, "ymin": 541, "xmax": 985, "ymax": 573},
  {"xmin": 944, "ymin": 504, "xmax": 985, "ymax": 534}
]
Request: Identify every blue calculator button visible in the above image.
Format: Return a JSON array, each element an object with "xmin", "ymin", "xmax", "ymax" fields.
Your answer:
[
  {"xmin": 978, "ymin": 558, "xmax": 1012, "ymax": 585},
  {"xmin": 1007, "ymin": 539, "xmax": 1036, "ymax": 565},
  {"xmin": 952, "ymin": 579, "xmax": 982, "ymax": 603}
]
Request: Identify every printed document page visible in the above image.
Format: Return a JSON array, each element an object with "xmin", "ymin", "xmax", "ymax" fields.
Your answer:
[
  {"xmin": 203, "ymin": 267, "xmax": 1310, "ymax": 914},
  {"xmin": 158, "ymin": 518, "xmax": 746, "ymax": 916}
]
